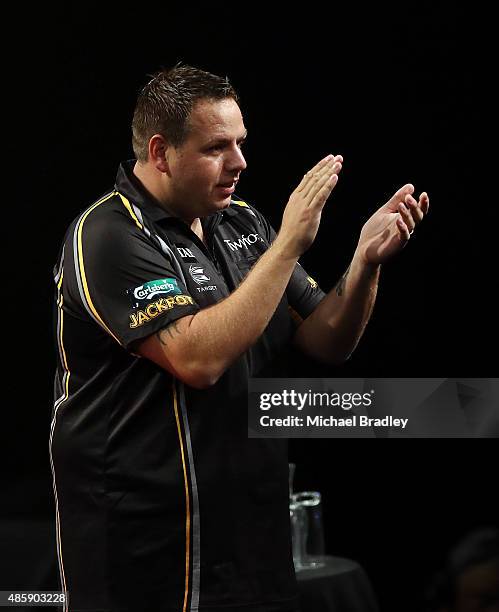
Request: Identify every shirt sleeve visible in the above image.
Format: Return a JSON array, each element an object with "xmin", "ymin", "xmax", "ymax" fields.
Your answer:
[
  {"xmin": 235, "ymin": 198, "xmax": 327, "ymax": 320},
  {"xmin": 66, "ymin": 206, "xmax": 200, "ymax": 351}
]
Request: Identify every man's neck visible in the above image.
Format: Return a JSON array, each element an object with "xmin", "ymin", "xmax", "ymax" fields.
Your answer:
[
  {"xmin": 133, "ymin": 161, "xmax": 203, "ymax": 238},
  {"xmin": 190, "ymin": 218, "xmax": 206, "ymax": 245},
  {"xmin": 133, "ymin": 161, "xmax": 169, "ymax": 209}
]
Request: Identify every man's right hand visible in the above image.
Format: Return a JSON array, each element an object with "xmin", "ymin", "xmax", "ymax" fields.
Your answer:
[
  {"xmin": 137, "ymin": 154, "xmax": 343, "ymax": 389},
  {"xmin": 274, "ymin": 154, "xmax": 343, "ymax": 259}
]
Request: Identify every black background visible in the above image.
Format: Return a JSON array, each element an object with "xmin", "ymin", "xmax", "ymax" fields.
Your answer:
[{"xmin": 3, "ymin": 4, "xmax": 496, "ymax": 612}]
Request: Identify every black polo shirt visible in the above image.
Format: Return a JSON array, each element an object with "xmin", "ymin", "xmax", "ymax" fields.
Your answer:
[{"xmin": 51, "ymin": 160, "xmax": 326, "ymax": 612}]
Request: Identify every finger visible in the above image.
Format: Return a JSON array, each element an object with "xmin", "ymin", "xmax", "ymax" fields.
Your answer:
[
  {"xmin": 309, "ymin": 171, "xmax": 340, "ymax": 212},
  {"xmin": 384, "ymin": 183, "xmax": 415, "ymax": 212},
  {"xmin": 296, "ymin": 154, "xmax": 334, "ymax": 193},
  {"xmin": 296, "ymin": 156, "xmax": 332, "ymax": 193},
  {"xmin": 419, "ymin": 192, "xmax": 430, "ymax": 215},
  {"xmin": 299, "ymin": 160, "xmax": 333, "ymax": 199},
  {"xmin": 305, "ymin": 161, "xmax": 342, "ymax": 202},
  {"xmin": 396, "ymin": 216, "xmax": 411, "ymax": 241},
  {"xmin": 398, "ymin": 202, "xmax": 415, "ymax": 232},
  {"xmin": 404, "ymin": 194, "xmax": 424, "ymax": 223},
  {"xmin": 302, "ymin": 159, "xmax": 340, "ymax": 200}
]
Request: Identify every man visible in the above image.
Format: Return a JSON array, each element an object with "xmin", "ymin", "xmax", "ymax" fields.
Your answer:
[
  {"xmin": 424, "ymin": 528, "xmax": 499, "ymax": 612},
  {"xmin": 51, "ymin": 63, "xmax": 428, "ymax": 612}
]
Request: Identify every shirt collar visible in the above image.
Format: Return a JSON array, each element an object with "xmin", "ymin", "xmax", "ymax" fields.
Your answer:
[
  {"xmin": 114, "ymin": 159, "xmax": 234, "ymax": 224},
  {"xmin": 115, "ymin": 159, "xmax": 175, "ymax": 223}
]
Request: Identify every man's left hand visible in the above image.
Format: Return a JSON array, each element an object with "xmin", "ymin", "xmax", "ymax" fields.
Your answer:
[{"xmin": 356, "ymin": 184, "xmax": 429, "ymax": 265}]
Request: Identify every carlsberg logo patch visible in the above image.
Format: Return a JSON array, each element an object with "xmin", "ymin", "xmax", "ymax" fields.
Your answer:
[
  {"xmin": 128, "ymin": 278, "xmax": 182, "ymax": 308},
  {"xmin": 134, "ymin": 279, "xmax": 181, "ymax": 300}
]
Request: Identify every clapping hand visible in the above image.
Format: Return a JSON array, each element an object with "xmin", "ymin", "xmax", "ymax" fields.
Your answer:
[{"xmin": 356, "ymin": 184, "xmax": 429, "ymax": 265}]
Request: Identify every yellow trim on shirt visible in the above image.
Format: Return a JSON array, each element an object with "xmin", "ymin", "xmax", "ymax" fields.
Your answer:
[
  {"xmin": 173, "ymin": 382, "xmax": 191, "ymax": 612},
  {"xmin": 116, "ymin": 192, "xmax": 143, "ymax": 229},
  {"xmin": 54, "ymin": 271, "xmax": 69, "ymax": 603},
  {"xmin": 76, "ymin": 192, "xmax": 122, "ymax": 345}
]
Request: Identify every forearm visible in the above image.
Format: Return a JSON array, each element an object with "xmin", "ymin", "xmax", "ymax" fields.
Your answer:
[
  {"xmin": 294, "ymin": 248, "xmax": 380, "ymax": 364},
  {"xmin": 185, "ymin": 239, "xmax": 298, "ymax": 382},
  {"xmin": 142, "ymin": 155, "xmax": 341, "ymax": 387}
]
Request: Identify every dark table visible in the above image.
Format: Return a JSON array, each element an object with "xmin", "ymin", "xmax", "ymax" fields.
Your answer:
[{"xmin": 296, "ymin": 555, "xmax": 379, "ymax": 612}]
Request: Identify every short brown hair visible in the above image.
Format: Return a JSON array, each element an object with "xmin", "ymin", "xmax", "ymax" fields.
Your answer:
[{"xmin": 132, "ymin": 62, "xmax": 240, "ymax": 162}]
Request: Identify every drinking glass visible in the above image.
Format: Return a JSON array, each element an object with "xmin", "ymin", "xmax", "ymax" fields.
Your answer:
[
  {"xmin": 289, "ymin": 498, "xmax": 307, "ymax": 570},
  {"xmin": 290, "ymin": 491, "xmax": 325, "ymax": 569}
]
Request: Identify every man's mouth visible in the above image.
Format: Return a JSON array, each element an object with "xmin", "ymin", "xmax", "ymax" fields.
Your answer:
[
  {"xmin": 218, "ymin": 179, "xmax": 238, "ymax": 188},
  {"xmin": 217, "ymin": 184, "xmax": 236, "ymax": 195}
]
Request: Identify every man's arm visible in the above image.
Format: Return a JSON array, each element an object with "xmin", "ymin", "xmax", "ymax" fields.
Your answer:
[
  {"xmin": 137, "ymin": 241, "xmax": 298, "ymax": 388},
  {"xmin": 293, "ymin": 184, "xmax": 429, "ymax": 365},
  {"xmin": 293, "ymin": 249, "xmax": 380, "ymax": 365},
  {"xmin": 136, "ymin": 154, "xmax": 343, "ymax": 389}
]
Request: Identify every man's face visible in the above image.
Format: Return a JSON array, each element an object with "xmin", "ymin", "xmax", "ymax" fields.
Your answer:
[{"xmin": 166, "ymin": 97, "xmax": 247, "ymax": 218}]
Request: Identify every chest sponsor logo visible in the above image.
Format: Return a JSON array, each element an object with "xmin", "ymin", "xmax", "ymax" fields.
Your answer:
[
  {"xmin": 177, "ymin": 246, "xmax": 194, "ymax": 258},
  {"xmin": 223, "ymin": 233, "xmax": 264, "ymax": 252},
  {"xmin": 189, "ymin": 265, "xmax": 211, "ymax": 285},
  {"xmin": 129, "ymin": 295, "xmax": 195, "ymax": 328},
  {"xmin": 189, "ymin": 265, "xmax": 218, "ymax": 293},
  {"xmin": 175, "ymin": 246, "xmax": 197, "ymax": 262}
]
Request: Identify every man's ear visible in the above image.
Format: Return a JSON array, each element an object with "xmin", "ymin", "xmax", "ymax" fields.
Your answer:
[{"xmin": 148, "ymin": 134, "xmax": 170, "ymax": 173}]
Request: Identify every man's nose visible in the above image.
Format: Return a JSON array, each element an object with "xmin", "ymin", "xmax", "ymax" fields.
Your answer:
[{"xmin": 227, "ymin": 147, "xmax": 247, "ymax": 172}]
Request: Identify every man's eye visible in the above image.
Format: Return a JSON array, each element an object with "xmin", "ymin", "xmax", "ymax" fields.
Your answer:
[{"xmin": 207, "ymin": 142, "xmax": 245, "ymax": 153}]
